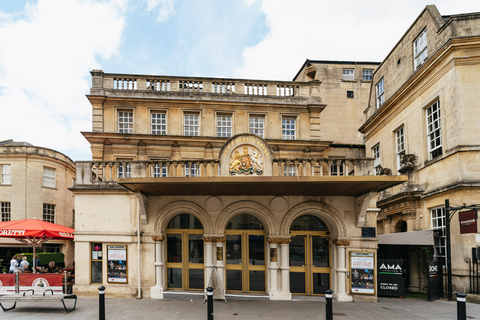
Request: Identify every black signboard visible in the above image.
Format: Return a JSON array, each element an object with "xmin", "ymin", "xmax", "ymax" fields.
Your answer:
[
  {"xmin": 377, "ymin": 259, "xmax": 406, "ymax": 297},
  {"xmin": 427, "ymin": 261, "xmax": 442, "ymax": 301}
]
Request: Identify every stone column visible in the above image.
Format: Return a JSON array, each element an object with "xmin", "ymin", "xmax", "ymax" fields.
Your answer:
[
  {"xmin": 279, "ymin": 238, "xmax": 292, "ymax": 300},
  {"xmin": 215, "ymin": 237, "xmax": 226, "ymax": 299},
  {"xmin": 266, "ymin": 238, "xmax": 279, "ymax": 298},
  {"xmin": 203, "ymin": 237, "xmax": 214, "ymax": 290},
  {"xmin": 151, "ymin": 236, "xmax": 165, "ymax": 299},
  {"xmin": 332, "ymin": 239, "xmax": 352, "ymax": 301}
]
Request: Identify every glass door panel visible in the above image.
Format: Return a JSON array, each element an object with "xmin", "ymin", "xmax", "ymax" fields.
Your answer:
[
  {"xmin": 249, "ymin": 235, "xmax": 265, "ymax": 266},
  {"xmin": 226, "ymin": 234, "xmax": 242, "ymax": 265},
  {"xmin": 290, "ymin": 236, "xmax": 306, "ymax": 267},
  {"xmin": 188, "ymin": 234, "xmax": 204, "ymax": 263},
  {"xmin": 167, "ymin": 234, "xmax": 182, "ymax": 263},
  {"xmin": 290, "ymin": 272, "xmax": 306, "ymax": 294},
  {"xmin": 312, "ymin": 236, "xmax": 329, "ymax": 268},
  {"xmin": 167, "ymin": 268, "xmax": 182, "ymax": 288}
]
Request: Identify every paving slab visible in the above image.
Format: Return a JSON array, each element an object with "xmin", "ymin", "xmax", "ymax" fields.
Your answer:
[{"xmin": 0, "ymin": 296, "xmax": 479, "ymax": 319}]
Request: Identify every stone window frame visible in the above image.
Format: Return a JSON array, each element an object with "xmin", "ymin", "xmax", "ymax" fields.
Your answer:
[
  {"xmin": 0, "ymin": 164, "xmax": 11, "ymax": 185},
  {"xmin": 216, "ymin": 112, "xmax": 233, "ymax": 138},
  {"xmin": 342, "ymin": 68, "xmax": 354, "ymax": 81},
  {"xmin": 283, "ymin": 165, "xmax": 297, "ymax": 176},
  {"xmin": 1, "ymin": 202, "xmax": 11, "ymax": 222},
  {"xmin": 42, "ymin": 166, "xmax": 56, "ymax": 188},
  {"xmin": 281, "ymin": 115, "xmax": 297, "ymax": 140},
  {"xmin": 183, "ymin": 112, "xmax": 200, "ymax": 136},
  {"xmin": 153, "ymin": 163, "xmax": 168, "ymax": 177},
  {"xmin": 362, "ymin": 69, "xmax": 373, "ymax": 81},
  {"xmin": 426, "ymin": 100, "xmax": 442, "ymax": 160},
  {"xmin": 395, "ymin": 126, "xmax": 405, "ymax": 173},
  {"xmin": 375, "ymin": 78, "xmax": 385, "ymax": 109},
  {"xmin": 430, "ymin": 206, "xmax": 446, "ymax": 260},
  {"xmin": 249, "ymin": 114, "xmax": 265, "ymax": 138},
  {"xmin": 185, "ymin": 163, "xmax": 200, "ymax": 177},
  {"xmin": 372, "ymin": 143, "xmax": 381, "ymax": 175},
  {"xmin": 117, "ymin": 109, "xmax": 134, "ymax": 134},
  {"xmin": 43, "ymin": 203, "xmax": 55, "ymax": 223},
  {"xmin": 151, "ymin": 110, "xmax": 167, "ymax": 135},
  {"xmin": 414, "ymin": 28, "xmax": 428, "ymax": 70}
]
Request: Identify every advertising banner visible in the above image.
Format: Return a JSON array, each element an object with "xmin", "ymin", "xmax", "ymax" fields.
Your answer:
[
  {"xmin": 0, "ymin": 274, "xmax": 16, "ymax": 294},
  {"xmin": 459, "ymin": 209, "xmax": 477, "ymax": 234},
  {"xmin": 19, "ymin": 274, "xmax": 63, "ymax": 294},
  {"xmin": 377, "ymin": 259, "xmax": 405, "ymax": 297},
  {"xmin": 350, "ymin": 252, "xmax": 375, "ymax": 294},
  {"xmin": 107, "ymin": 245, "xmax": 128, "ymax": 283}
]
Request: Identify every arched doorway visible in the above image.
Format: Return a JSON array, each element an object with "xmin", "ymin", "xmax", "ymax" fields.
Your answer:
[
  {"xmin": 166, "ymin": 214, "xmax": 204, "ymax": 290},
  {"xmin": 225, "ymin": 214, "xmax": 266, "ymax": 293},
  {"xmin": 289, "ymin": 215, "xmax": 330, "ymax": 295}
]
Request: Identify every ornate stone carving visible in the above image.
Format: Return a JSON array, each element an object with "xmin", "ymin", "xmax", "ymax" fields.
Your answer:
[
  {"xmin": 229, "ymin": 144, "xmax": 263, "ymax": 175},
  {"xmin": 216, "ymin": 247, "xmax": 223, "ymax": 261},
  {"xmin": 153, "ymin": 200, "xmax": 212, "ymax": 234},
  {"xmin": 270, "ymin": 248, "xmax": 277, "ymax": 262},
  {"xmin": 333, "ymin": 239, "xmax": 350, "ymax": 246},
  {"xmin": 216, "ymin": 200, "xmax": 277, "ymax": 234},
  {"xmin": 398, "ymin": 151, "xmax": 417, "ymax": 174},
  {"xmin": 152, "ymin": 236, "xmax": 165, "ymax": 242},
  {"xmin": 267, "ymin": 237, "xmax": 291, "ymax": 244},
  {"xmin": 203, "ymin": 237, "xmax": 225, "ymax": 243}
]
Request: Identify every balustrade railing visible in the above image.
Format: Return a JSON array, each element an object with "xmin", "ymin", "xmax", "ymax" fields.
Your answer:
[
  {"xmin": 90, "ymin": 70, "xmax": 320, "ymax": 99},
  {"xmin": 75, "ymin": 158, "xmax": 373, "ymax": 186}
]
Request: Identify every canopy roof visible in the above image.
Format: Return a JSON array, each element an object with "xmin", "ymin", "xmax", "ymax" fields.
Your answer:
[
  {"xmin": 377, "ymin": 230, "xmax": 434, "ymax": 246},
  {"xmin": 0, "ymin": 219, "xmax": 74, "ymax": 240}
]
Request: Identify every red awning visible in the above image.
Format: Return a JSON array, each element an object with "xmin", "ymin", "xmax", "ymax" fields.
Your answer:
[{"xmin": 0, "ymin": 219, "xmax": 74, "ymax": 240}]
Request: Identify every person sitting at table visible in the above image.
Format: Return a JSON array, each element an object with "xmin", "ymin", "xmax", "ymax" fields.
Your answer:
[
  {"xmin": 9, "ymin": 255, "xmax": 19, "ymax": 273},
  {"xmin": 47, "ymin": 260, "xmax": 56, "ymax": 273},
  {"xmin": 20, "ymin": 256, "xmax": 30, "ymax": 272},
  {"xmin": 33, "ymin": 255, "xmax": 41, "ymax": 270}
]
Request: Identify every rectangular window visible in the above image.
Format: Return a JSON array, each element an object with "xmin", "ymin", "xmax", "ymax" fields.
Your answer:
[
  {"xmin": 426, "ymin": 101, "xmax": 442, "ymax": 160},
  {"xmin": 91, "ymin": 243, "xmax": 103, "ymax": 283},
  {"xmin": 1, "ymin": 202, "xmax": 11, "ymax": 222},
  {"xmin": 184, "ymin": 113, "xmax": 199, "ymax": 136},
  {"xmin": 249, "ymin": 115, "xmax": 265, "ymax": 138},
  {"xmin": 118, "ymin": 163, "xmax": 131, "ymax": 178},
  {"xmin": 347, "ymin": 91, "xmax": 354, "ymax": 99},
  {"xmin": 373, "ymin": 144, "xmax": 381, "ymax": 175},
  {"xmin": 284, "ymin": 165, "xmax": 297, "ymax": 176},
  {"xmin": 153, "ymin": 163, "xmax": 168, "ymax": 177},
  {"xmin": 362, "ymin": 69, "xmax": 373, "ymax": 81},
  {"xmin": 151, "ymin": 112, "xmax": 167, "ymax": 135},
  {"xmin": 376, "ymin": 78, "xmax": 385, "ymax": 109},
  {"xmin": 43, "ymin": 167, "xmax": 56, "ymax": 188},
  {"xmin": 0, "ymin": 164, "xmax": 11, "ymax": 185},
  {"xmin": 395, "ymin": 127, "xmax": 405, "ymax": 173},
  {"xmin": 343, "ymin": 69, "xmax": 354, "ymax": 81},
  {"xmin": 118, "ymin": 110, "xmax": 133, "ymax": 133},
  {"xmin": 431, "ymin": 207, "xmax": 446, "ymax": 261},
  {"xmin": 414, "ymin": 29, "xmax": 428, "ymax": 69},
  {"xmin": 282, "ymin": 117, "xmax": 296, "ymax": 140},
  {"xmin": 43, "ymin": 204, "xmax": 55, "ymax": 223},
  {"xmin": 185, "ymin": 163, "xmax": 200, "ymax": 177},
  {"xmin": 330, "ymin": 163, "xmax": 345, "ymax": 176},
  {"xmin": 217, "ymin": 114, "xmax": 232, "ymax": 138}
]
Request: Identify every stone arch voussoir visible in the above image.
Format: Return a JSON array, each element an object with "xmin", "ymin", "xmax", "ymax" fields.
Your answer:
[{"xmin": 154, "ymin": 201, "xmax": 213, "ymax": 234}]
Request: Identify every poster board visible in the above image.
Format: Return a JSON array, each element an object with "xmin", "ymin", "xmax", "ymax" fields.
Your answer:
[
  {"xmin": 107, "ymin": 245, "xmax": 128, "ymax": 283},
  {"xmin": 350, "ymin": 251, "xmax": 375, "ymax": 295}
]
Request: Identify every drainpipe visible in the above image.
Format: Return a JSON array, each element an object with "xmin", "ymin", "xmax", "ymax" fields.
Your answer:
[{"xmin": 137, "ymin": 205, "xmax": 142, "ymax": 299}]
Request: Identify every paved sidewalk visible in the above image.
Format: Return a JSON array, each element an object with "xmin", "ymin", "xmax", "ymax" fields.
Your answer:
[{"xmin": 0, "ymin": 296, "xmax": 479, "ymax": 319}]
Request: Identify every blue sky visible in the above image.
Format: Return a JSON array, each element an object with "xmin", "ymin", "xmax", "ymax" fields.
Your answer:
[{"xmin": 0, "ymin": 0, "xmax": 478, "ymax": 160}]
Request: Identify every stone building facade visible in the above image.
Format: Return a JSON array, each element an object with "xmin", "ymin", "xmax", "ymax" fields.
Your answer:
[
  {"xmin": 0, "ymin": 140, "xmax": 75, "ymax": 267},
  {"xmin": 72, "ymin": 69, "xmax": 405, "ymax": 301},
  {"xmin": 359, "ymin": 5, "xmax": 480, "ymax": 293}
]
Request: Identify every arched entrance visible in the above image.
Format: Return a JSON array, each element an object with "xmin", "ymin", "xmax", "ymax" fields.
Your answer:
[
  {"xmin": 289, "ymin": 215, "xmax": 330, "ymax": 295},
  {"xmin": 225, "ymin": 214, "xmax": 266, "ymax": 293},
  {"xmin": 166, "ymin": 214, "xmax": 204, "ymax": 290}
]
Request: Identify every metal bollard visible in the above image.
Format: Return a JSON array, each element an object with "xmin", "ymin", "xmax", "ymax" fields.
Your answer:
[
  {"xmin": 325, "ymin": 289, "xmax": 333, "ymax": 320},
  {"xmin": 98, "ymin": 286, "xmax": 106, "ymax": 320},
  {"xmin": 206, "ymin": 286, "xmax": 214, "ymax": 320},
  {"xmin": 456, "ymin": 292, "xmax": 467, "ymax": 320}
]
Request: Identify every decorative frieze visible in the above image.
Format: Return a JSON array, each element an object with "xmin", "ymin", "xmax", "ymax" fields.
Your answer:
[
  {"xmin": 267, "ymin": 237, "xmax": 291, "ymax": 244},
  {"xmin": 333, "ymin": 239, "xmax": 350, "ymax": 246},
  {"xmin": 152, "ymin": 236, "xmax": 165, "ymax": 242},
  {"xmin": 203, "ymin": 236, "xmax": 226, "ymax": 243}
]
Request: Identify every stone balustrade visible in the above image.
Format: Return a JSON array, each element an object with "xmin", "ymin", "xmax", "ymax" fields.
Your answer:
[
  {"xmin": 75, "ymin": 158, "xmax": 373, "ymax": 186},
  {"xmin": 90, "ymin": 70, "xmax": 321, "ymax": 100}
]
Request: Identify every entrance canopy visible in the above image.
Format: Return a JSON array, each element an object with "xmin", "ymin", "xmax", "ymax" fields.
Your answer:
[
  {"xmin": 377, "ymin": 230, "xmax": 434, "ymax": 246},
  {"xmin": 118, "ymin": 175, "xmax": 407, "ymax": 197}
]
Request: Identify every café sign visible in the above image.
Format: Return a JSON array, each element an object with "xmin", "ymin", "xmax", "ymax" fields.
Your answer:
[{"xmin": 459, "ymin": 209, "xmax": 477, "ymax": 234}]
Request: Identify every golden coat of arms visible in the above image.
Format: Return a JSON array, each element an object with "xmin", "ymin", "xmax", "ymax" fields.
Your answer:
[{"xmin": 229, "ymin": 145, "xmax": 263, "ymax": 175}]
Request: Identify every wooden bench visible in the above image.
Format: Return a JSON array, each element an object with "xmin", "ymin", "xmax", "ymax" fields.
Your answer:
[{"xmin": 0, "ymin": 289, "xmax": 77, "ymax": 313}]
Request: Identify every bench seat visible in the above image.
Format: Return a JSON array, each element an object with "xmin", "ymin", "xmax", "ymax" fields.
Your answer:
[{"xmin": 0, "ymin": 290, "xmax": 77, "ymax": 313}]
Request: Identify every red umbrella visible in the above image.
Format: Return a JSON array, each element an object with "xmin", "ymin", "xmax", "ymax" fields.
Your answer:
[{"xmin": 0, "ymin": 219, "xmax": 74, "ymax": 273}]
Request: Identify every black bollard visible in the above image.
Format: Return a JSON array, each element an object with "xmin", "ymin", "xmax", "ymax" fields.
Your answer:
[
  {"xmin": 98, "ymin": 286, "xmax": 106, "ymax": 320},
  {"xmin": 325, "ymin": 289, "xmax": 333, "ymax": 320},
  {"xmin": 207, "ymin": 286, "xmax": 214, "ymax": 320},
  {"xmin": 457, "ymin": 292, "xmax": 467, "ymax": 320}
]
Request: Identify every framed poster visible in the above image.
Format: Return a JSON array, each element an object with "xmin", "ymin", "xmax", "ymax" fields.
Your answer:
[
  {"xmin": 107, "ymin": 245, "xmax": 128, "ymax": 283},
  {"xmin": 350, "ymin": 251, "xmax": 375, "ymax": 295}
]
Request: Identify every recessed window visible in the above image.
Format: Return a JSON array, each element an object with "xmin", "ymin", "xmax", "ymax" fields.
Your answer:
[
  {"xmin": 185, "ymin": 163, "xmax": 200, "ymax": 177},
  {"xmin": 282, "ymin": 117, "xmax": 296, "ymax": 140},
  {"xmin": 395, "ymin": 127, "xmax": 405, "ymax": 172},
  {"xmin": 347, "ymin": 91, "xmax": 354, "ymax": 99},
  {"xmin": 373, "ymin": 144, "xmax": 381, "ymax": 175},
  {"xmin": 414, "ymin": 29, "xmax": 428, "ymax": 69},
  {"xmin": 118, "ymin": 110, "xmax": 133, "ymax": 134},
  {"xmin": 43, "ymin": 204, "xmax": 55, "ymax": 223},
  {"xmin": 375, "ymin": 78, "xmax": 385, "ymax": 109},
  {"xmin": 330, "ymin": 162, "xmax": 345, "ymax": 176},
  {"xmin": 343, "ymin": 69, "xmax": 354, "ymax": 81},
  {"xmin": 249, "ymin": 115, "xmax": 265, "ymax": 138},
  {"xmin": 117, "ymin": 163, "xmax": 131, "ymax": 178},
  {"xmin": 217, "ymin": 114, "xmax": 232, "ymax": 137},
  {"xmin": 43, "ymin": 167, "xmax": 56, "ymax": 188},
  {"xmin": 426, "ymin": 101, "xmax": 442, "ymax": 160},
  {"xmin": 431, "ymin": 207, "xmax": 445, "ymax": 260},
  {"xmin": 284, "ymin": 165, "xmax": 297, "ymax": 176},
  {"xmin": 184, "ymin": 113, "xmax": 199, "ymax": 136},
  {"xmin": 0, "ymin": 164, "xmax": 11, "ymax": 185},
  {"xmin": 153, "ymin": 163, "xmax": 168, "ymax": 177},
  {"xmin": 151, "ymin": 112, "xmax": 167, "ymax": 135},
  {"xmin": 1, "ymin": 202, "xmax": 11, "ymax": 222},
  {"xmin": 362, "ymin": 69, "xmax": 373, "ymax": 81}
]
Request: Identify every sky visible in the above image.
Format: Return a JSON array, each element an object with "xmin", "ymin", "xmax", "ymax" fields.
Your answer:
[{"xmin": 0, "ymin": 0, "xmax": 478, "ymax": 161}]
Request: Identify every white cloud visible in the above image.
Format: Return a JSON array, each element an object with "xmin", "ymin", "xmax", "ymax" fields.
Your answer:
[
  {"xmin": 234, "ymin": 0, "xmax": 480, "ymax": 80},
  {"xmin": 0, "ymin": 0, "xmax": 126, "ymax": 160},
  {"xmin": 145, "ymin": 0, "xmax": 175, "ymax": 23}
]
